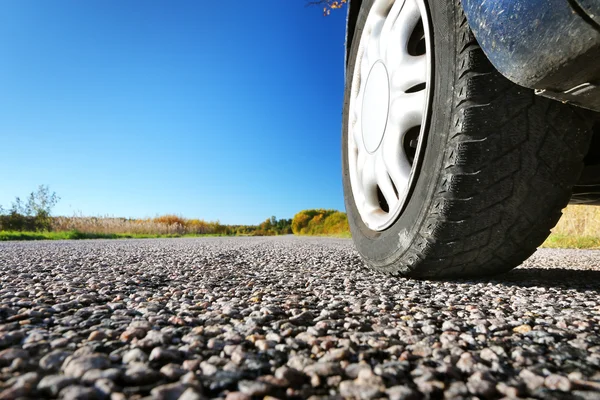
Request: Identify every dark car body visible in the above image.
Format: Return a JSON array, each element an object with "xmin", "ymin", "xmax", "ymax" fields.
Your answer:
[
  {"xmin": 462, "ymin": 0, "xmax": 600, "ymax": 112},
  {"xmin": 346, "ymin": 0, "xmax": 600, "ymax": 204}
]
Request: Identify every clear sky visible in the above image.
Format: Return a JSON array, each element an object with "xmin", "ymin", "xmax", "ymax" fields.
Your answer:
[{"xmin": 0, "ymin": 1, "xmax": 347, "ymax": 224}]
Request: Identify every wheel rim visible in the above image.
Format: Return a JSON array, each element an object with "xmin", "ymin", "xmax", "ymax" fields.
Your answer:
[{"xmin": 348, "ymin": 0, "xmax": 433, "ymax": 231}]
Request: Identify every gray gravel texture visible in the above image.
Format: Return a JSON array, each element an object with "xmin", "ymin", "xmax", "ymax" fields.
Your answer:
[{"xmin": 0, "ymin": 236, "xmax": 599, "ymax": 400}]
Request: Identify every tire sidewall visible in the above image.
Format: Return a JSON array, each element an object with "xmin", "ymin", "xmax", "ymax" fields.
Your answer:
[{"xmin": 342, "ymin": 0, "xmax": 457, "ymax": 267}]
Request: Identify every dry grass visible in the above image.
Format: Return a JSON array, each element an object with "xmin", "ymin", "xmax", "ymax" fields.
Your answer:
[
  {"xmin": 51, "ymin": 215, "xmax": 226, "ymax": 236},
  {"xmin": 551, "ymin": 205, "xmax": 600, "ymax": 237},
  {"xmin": 542, "ymin": 205, "xmax": 600, "ymax": 248}
]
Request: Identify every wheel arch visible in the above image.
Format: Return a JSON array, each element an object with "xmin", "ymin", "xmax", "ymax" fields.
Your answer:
[{"xmin": 345, "ymin": 0, "xmax": 363, "ymax": 69}]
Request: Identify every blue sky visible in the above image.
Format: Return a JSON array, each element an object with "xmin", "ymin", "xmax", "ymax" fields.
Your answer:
[{"xmin": 0, "ymin": 1, "xmax": 347, "ymax": 224}]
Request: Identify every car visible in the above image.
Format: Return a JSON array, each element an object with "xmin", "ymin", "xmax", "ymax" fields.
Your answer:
[{"xmin": 341, "ymin": 0, "xmax": 600, "ymax": 277}]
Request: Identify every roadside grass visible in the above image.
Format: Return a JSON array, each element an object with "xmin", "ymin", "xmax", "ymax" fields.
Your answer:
[
  {"xmin": 551, "ymin": 205, "xmax": 600, "ymax": 237},
  {"xmin": 0, "ymin": 230, "xmax": 228, "ymax": 241},
  {"xmin": 540, "ymin": 205, "xmax": 600, "ymax": 249},
  {"xmin": 295, "ymin": 232, "xmax": 352, "ymax": 239},
  {"xmin": 541, "ymin": 234, "xmax": 600, "ymax": 249}
]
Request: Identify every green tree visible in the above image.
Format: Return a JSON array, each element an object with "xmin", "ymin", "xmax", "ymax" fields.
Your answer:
[
  {"xmin": 0, "ymin": 185, "xmax": 60, "ymax": 231},
  {"xmin": 25, "ymin": 185, "xmax": 60, "ymax": 218}
]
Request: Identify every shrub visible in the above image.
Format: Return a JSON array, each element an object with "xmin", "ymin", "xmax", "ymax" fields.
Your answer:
[{"xmin": 292, "ymin": 209, "xmax": 349, "ymax": 235}]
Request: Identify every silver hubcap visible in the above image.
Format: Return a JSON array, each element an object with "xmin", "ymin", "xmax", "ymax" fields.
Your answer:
[{"xmin": 348, "ymin": 0, "xmax": 432, "ymax": 231}]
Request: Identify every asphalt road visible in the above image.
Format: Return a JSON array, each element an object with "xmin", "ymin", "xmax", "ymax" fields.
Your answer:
[{"xmin": 0, "ymin": 237, "xmax": 599, "ymax": 399}]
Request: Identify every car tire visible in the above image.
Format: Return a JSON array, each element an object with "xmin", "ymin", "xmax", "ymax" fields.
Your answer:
[{"xmin": 342, "ymin": 0, "xmax": 595, "ymax": 278}]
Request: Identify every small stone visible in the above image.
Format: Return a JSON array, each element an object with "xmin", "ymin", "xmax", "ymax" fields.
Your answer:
[
  {"xmin": 94, "ymin": 378, "xmax": 117, "ymax": 397},
  {"xmin": 0, "ymin": 386, "xmax": 28, "ymax": 399},
  {"xmin": 73, "ymin": 346, "xmax": 95, "ymax": 357},
  {"xmin": 231, "ymin": 348, "xmax": 247, "ymax": 365},
  {"xmin": 62, "ymin": 354, "xmax": 111, "ymax": 378},
  {"xmin": 123, "ymin": 363, "xmax": 160, "ymax": 385},
  {"xmin": 265, "ymin": 333, "xmax": 281, "ymax": 343},
  {"xmin": 122, "ymin": 348, "xmax": 148, "ymax": 364},
  {"xmin": 310, "ymin": 373, "xmax": 321, "ymax": 387},
  {"xmin": 544, "ymin": 374, "xmax": 571, "ymax": 391},
  {"xmin": 289, "ymin": 311, "xmax": 315, "ymax": 326},
  {"xmin": 150, "ymin": 382, "xmax": 191, "ymax": 400},
  {"xmin": 180, "ymin": 371, "xmax": 200, "ymax": 384},
  {"xmin": 200, "ymin": 361, "xmax": 218, "ymax": 376},
  {"xmin": 51, "ymin": 338, "xmax": 70, "ymax": 349},
  {"xmin": 287, "ymin": 355, "xmax": 314, "ymax": 370},
  {"xmin": 345, "ymin": 363, "xmax": 372, "ymax": 379},
  {"xmin": 444, "ymin": 381, "xmax": 468, "ymax": 398},
  {"xmin": 321, "ymin": 348, "xmax": 349, "ymax": 362},
  {"xmin": 496, "ymin": 382, "xmax": 520, "ymax": 397},
  {"xmin": 238, "ymin": 380, "xmax": 272, "ymax": 396},
  {"xmin": 304, "ymin": 362, "xmax": 342, "ymax": 377},
  {"xmin": 466, "ymin": 372, "xmax": 496, "ymax": 397},
  {"xmin": 182, "ymin": 359, "xmax": 201, "ymax": 371},
  {"xmin": 119, "ymin": 327, "xmax": 147, "ymax": 342},
  {"xmin": 274, "ymin": 366, "xmax": 307, "ymax": 387},
  {"xmin": 160, "ymin": 363, "xmax": 187, "ymax": 380},
  {"xmin": 59, "ymin": 385, "xmax": 99, "ymax": 400},
  {"xmin": 479, "ymin": 348, "xmax": 499, "ymax": 362},
  {"xmin": 456, "ymin": 352, "xmax": 476, "ymax": 374},
  {"xmin": 207, "ymin": 338, "xmax": 225, "ymax": 350},
  {"xmin": 513, "ymin": 324, "xmax": 532, "ymax": 334},
  {"xmin": 88, "ymin": 331, "xmax": 107, "ymax": 341},
  {"xmin": 81, "ymin": 368, "xmax": 121, "ymax": 383},
  {"xmin": 442, "ymin": 321, "xmax": 461, "ymax": 331},
  {"xmin": 225, "ymin": 392, "xmax": 250, "ymax": 400},
  {"xmin": 149, "ymin": 347, "xmax": 181, "ymax": 364},
  {"xmin": 339, "ymin": 370, "xmax": 385, "ymax": 400},
  {"xmin": 0, "ymin": 348, "xmax": 28, "ymax": 366},
  {"xmin": 385, "ymin": 385, "xmax": 420, "ymax": 400},
  {"xmin": 178, "ymin": 388, "xmax": 205, "ymax": 400},
  {"xmin": 6, "ymin": 371, "xmax": 39, "ymax": 391},
  {"xmin": 38, "ymin": 375, "xmax": 77, "ymax": 396},
  {"xmin": 255, "ymin": 339, "xmax": 275, "ymax": 351},
  {"xmin": 519, "ymin": 369, "xmax": 545, "ymax": 391},
  {"xmin": 327, "ymin": 375, "xmax": 343, "ymax": 386},
  {"xmin": 40, "ymin": 350, "xmax": 71, "ymax": 371},
  {"xmin": 413, "ymin": 377, "xmax": 444, "ymax": 396},
  {"xmin": 136, "ymin": 330, "xmax": 168, "ymax": 348}
]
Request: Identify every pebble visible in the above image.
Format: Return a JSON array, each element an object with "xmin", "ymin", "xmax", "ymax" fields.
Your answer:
[
  {"xmin": 149, "ymin": 347, "xmax": 181, "ymax": 364},
  {"xmin": 237, "ymin": 380, "xmax": 272, "ymax": 396},
  {"xmin": 150, "ymin": 382, "xmax": 193, "ymax": 400},
  {"xmin": 160, "ymin": 363, "xmax": 187, "ymax": 380},
  {"xmin": 122, "ymin": 348, "xmax": 148, "ymax": 364},
  {"xmin": 339, "ymin": 369, "xmax": 385, "ymax": 400},
  {"xmin": 62, "ymin": 354, "xmax": 111, "ymax": 378},
  {"xmin": 59, "ymin": 385, "xmax": 99, "ymax": 400},
  {"xmin": 40, "ymin": 350, "xmax": 71, "ymax": 371},
  {"xmin": 0, "ymin": 348, "xmax": 28, "ymax": 366},
  {"xmin": 274, "ymin": 366, "xmax": 307, "ymax": 387},
  {"xmin": 37, "ymin": 375, "xmax": 77, "ymax": 396},
  {"xmin": 545, "ymin": 374, "xmax": 572, "ymax": 391},
  {"xmin": 123, "ymin": 363, "xmax": 160, "ymax": 385}
]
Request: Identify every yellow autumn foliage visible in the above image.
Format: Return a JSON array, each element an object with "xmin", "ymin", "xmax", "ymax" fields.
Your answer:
[{"xmin": 292, "ymin": 209, "xmax": 350, "ymax": 235}]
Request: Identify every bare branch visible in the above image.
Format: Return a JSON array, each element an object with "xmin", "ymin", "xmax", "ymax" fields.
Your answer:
[{"xmin": 306, "ymin": 0, "xmax": 348, "ymax": 15}]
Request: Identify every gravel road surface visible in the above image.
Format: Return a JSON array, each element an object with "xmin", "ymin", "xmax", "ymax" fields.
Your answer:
[{"xmin": 1, "ymin": 237, "xmax": 599, "ymax": 400}]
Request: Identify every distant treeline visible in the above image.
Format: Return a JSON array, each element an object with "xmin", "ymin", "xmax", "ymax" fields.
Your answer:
[
  {"xmin": 292, "ymin": 209, "xmax": 349, "ymax": 236},
  {"xmin": 1, "ymin": 185, "xmax": 352, "ymax": 239},
  {"xmin": 0, "ymin": 185, "xmax": 293, "ymax": 236},
  {"xmin": 0, "ymin": 213, "xmax": 292, "ymax": 237}
]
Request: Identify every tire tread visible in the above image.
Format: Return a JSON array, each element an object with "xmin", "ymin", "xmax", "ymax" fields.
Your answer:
[{"xmin": 378, "ymin": 0, "xmax": 594, "ymax": 278}]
